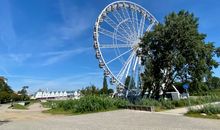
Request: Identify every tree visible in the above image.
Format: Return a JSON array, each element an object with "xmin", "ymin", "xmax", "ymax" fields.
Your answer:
[
  {"xmin": 124, "ymin": 76, "xmax": 136, "ymax": 90},
  {"xmin": 107, "ymin": 88, "xmax": 114, "ymax": 94},
  {"xmin": 0, "ymin": 79, "xmax": 13, "ymax": 93},
  {"xmin": 207, "ymin": 76, "xmax": 220, "ymax": 89},
  {"xmin": 0, "ymin": 91, "xmax": 11, "ymax": 103},
  {"xmin": 18, "ymin": 86, "xmax": 29, "ymax": 101},
  {"xmin": 140, "ymin": 10, "xmax": 219, "ymax": 99},
  {"xmin": 18, "ymin": 86, "xmax": 28, "ymax": 95},
  {"xmin": 124, "ymin": 76, "xmax": 131, "ymax": 89},
  {"xmin": 102, "ymin": 77, "xmax": 108, "ymax": 94},
  {"xmin": 80, "ymin": 85, "xmax": 99, "ymax": 96}
]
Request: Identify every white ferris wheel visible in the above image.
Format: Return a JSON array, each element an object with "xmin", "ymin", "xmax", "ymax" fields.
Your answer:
[{"xmin": 93, "ymin": 1, "xmax": 158, "ymax": 90}]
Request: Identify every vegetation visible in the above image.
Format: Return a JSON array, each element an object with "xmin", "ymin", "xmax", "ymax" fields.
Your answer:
[
  {"xmin": 11, "ymin": 103, "xmax": 27, "ymax": 110},
  {"xmin": 17, "ymin": 86, "xmax": 30, "ymax": 101},
  {"xmin": 124, "ymin": 76, "xmax": 136, "ymax": 89},
  {"xmin": 100, "ymin": 77, "xmax": 108, "ymax": 94},
  {"xmin": 186, "ymin": 104, "xmax": 220, "ymax": 119},
  {"xmin": 140, "ymin": 10, "xmax": 220, "ymax": 99},
  {"xmin": 80, "ymin": 85, "xmax": 114, "ymax": 96},
  {"xmin": 43, "ymin": 95, "xmax": 129, "ymax": 114},
  {"xmin": 0, "ymin": 77, "xmax": 30, "ymax": 104},
  {"xmin": 137, "ymin": 95, "xmax": 220, "ymax": 111}
]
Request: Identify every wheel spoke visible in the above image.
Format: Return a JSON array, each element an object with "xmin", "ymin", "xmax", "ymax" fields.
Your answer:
[
  {"xmin": 106, "ymin": 48, "xmax": 133, "ymax": 65},
  {"xmin": 117, "ymin": 51, "xmax": 135, "ymax": 80},
  {"xmin": 138, "ymin": 15, "xmax": 146, "ymax": 38},
  {"xmin": 100, "ymin": 44, "xmax": 132, "ymax": 49},
  {"xmin": 104, "ymin": 15, "xmax": 131, "ymax": 41},
  {"xmin": 113, "ymin": 9, "xmax": 135, "ymax": 41},
  {"xmin": 99, "ymin": 27, "xmax": 128, "ymax": 44}
]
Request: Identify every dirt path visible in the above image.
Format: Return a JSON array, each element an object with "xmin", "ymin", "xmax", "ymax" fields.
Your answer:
[
  {"xmin": 0, "ymin": 103, "xmax": 58, "ymax": 121},
  {"xmin": 1, "ymin": 110, "xmax": 220, "ymax": 130}
]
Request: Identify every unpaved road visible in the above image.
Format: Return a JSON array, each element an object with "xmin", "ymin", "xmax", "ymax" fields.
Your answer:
[
  {"xmin": 0, "ymin": 103, "xmax": 220, "ymax": 130},
  {"xmin": 0, "ymin": 103, "xmax": 54, "ymax": 121}
]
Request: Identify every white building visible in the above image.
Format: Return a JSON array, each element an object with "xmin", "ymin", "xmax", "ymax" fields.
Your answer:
[{"xmin": 33, "ymin": 90, "xmax": 80, "ymax": 100}]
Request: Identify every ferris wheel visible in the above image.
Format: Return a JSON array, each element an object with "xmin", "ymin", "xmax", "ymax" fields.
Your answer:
[{"xmin": 93, "ymin": 1, "xmax": 158, "ymax": 89}]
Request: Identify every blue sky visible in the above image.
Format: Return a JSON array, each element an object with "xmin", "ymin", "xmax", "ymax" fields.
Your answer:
[{"xmin": 0, "ymin": 0, "xmax": 219, "ymax": 93}]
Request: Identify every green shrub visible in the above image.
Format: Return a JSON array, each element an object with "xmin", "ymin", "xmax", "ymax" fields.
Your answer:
[
  {"xmin": 113, "ymin": 98, "xmax": 130, "ymax": 108},
  {"xmin": 49, "ymin": 95, "xmax": 129, "ymax": 114},
  {"xmin": 139, "ymin": 98, "xmax": 161, "ymax": 107},
  {"xmin": 161, "ymin": 100, "xmax": 175, "ymax": 109},
  {"xmin": 188, "ymin": 104, "xmax": 220, "ymax": 115},
  {"xmin": 12, "ymin": 104, "xmax": 27, "ymax": 110}
]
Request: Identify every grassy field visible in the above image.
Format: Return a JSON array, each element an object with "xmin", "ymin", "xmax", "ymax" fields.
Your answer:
[
  {"xmin": 41, "ymin": 94, "xmax": 220, "ymax": 116},
  {"xmin": 138, "ymin": 95, "xmax": 220, "ymax": 111},
  {"xmin": 11, "ymin": 104, "xmax": 27, "ymax": 110},
  {"xmin": 185, "ymin": 104, "xmax": 220, "ymax": 119},
  {"xmin": 42, "ymin": 96, "xmax": 129, "ymax": 115}
]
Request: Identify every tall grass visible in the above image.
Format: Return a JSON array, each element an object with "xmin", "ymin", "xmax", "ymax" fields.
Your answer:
[
  {"xmin": 188, "ymin": 104, "xmax": 220, "ymax": 115},
  {"xmin": 138, "ymin": 95, "xmax": 220, "ymax": 110},
  {"xmin": 48, "ymin": 95, "xmax": 129, "ymax": 114},
  {"xmin": 43, "ymin": 95, "xmax": 220, "ymax": 114}
]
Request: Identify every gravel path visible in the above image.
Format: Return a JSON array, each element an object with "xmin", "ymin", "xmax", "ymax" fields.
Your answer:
[
  {"xmin": 0, "ymin": 109, "xmax": 220, "ymax": 130},
  {"xmin": 1, "ymin": 103, "xmax": 220, "ymax": 130}
]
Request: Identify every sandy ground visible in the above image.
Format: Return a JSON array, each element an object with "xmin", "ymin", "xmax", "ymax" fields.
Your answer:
[
  {"xmin": 0, "ymin": 103, "xmax": 62, "ymax": 121},
  {"xmin": 0, "ymin": 103, "xmax": 220, "ymax": 130}
]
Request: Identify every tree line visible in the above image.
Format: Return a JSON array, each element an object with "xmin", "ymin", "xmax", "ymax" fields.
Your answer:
[{"xmin": 0, "ymin": 79, "xmax": 29, "ymax": 104}]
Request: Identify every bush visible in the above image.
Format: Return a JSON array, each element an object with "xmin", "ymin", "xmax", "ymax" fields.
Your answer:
[
  {"xmin": 113, "ymin": 98, "xmax": 130, "ymax": 108},
  {"xmin": 161, "ymin": 100, "xmax": 175, "ymax": 109},
  {"xmin": 50, "ymin": 95, "xmax": 129, "ymax": 114},
  {"xmin": 139, "ymin": 98, "xmax": 161, "ymax": 107},
  {"xmin": 12, "ymin": 104, "xmax": 27, "ymax": 110},
  {"xmin": 188, "ymin": 104, "xmax": 220, "ymax": 115}
]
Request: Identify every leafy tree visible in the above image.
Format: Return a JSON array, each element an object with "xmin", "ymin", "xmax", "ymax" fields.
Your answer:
[
  {"xmin": 124, "ymin": 76, "xmax": 136, "ymax": 89},
  {"xmin": 18, "ymin": 86, "xmax": 28, "ymax": 95},
  {"xmin": 0, "ymin": 79, "xmax": 13, "ymax": 93},
  {"xmin": 124, "ymin": 76, "xmax": 130, "ymax": 89},
  {"xmin": 140, "ymin": 10, "xmax": 219, "ymax": 99},
  {"xmin": 207, "ymin": 76, "xmax": 220, "ymax": 89},
  {"xmin": 102, "ymin": 77, "xmax": 108, "ymax": 94},
  {"xmin": 107, "ymin": 88, "xmax": 114, "ymax": 94},
  {"xmin": 18, "ymin": 86, "xmax": 29, "ymax": 101},
  {"xmin": 80, "ymin": 85, "xmax": 99, "ymax": 96},
  {"xmin": 0, "ymin": 91, "xmax": 11, "ymax": 103}
]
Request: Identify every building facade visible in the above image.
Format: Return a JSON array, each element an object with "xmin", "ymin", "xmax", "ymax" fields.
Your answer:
[{"xmin": 33, "ymin": 90, "xmax": 80, "ymax": 100}]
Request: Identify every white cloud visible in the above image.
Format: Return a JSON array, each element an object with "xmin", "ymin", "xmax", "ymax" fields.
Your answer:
[
  {"xmin": 8, "ymin": 53, "xmax": 32, "ymax": 64},
  {"xmin": 9, "ymin": 71, "xmax": 103, "ymax": 93},
  {"xmin": 57, "ymin": 0, "xmax": 95, "ymax": 40},
  {"xmin": 40, "ymin": 47, "xmax": 92, "ymax": 66}
]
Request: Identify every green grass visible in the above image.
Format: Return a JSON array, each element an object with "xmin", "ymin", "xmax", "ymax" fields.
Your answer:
[
  {"xmin": 185, "ymin": 113, "xmax": 220, "ymax": 119},
  {"xmin": 208, "ymin": 89, "xmax": 220, "ymax": 96},
  {"xmin": 11, "ymin": 104, "xmax": 27, "ymax": 110},
  {"xmin": 42, "ymin": 95, "xmax": 129, "ymax": 115},
  {"xmin": 43, "ymin": 107, "xmax": 119, "ymax": 115},
  {"xmin": 138, "ymin": 95, "xmax": 220, "ymax": 111},
  {"xmin": 185, "ymin": 104, "xmax": 220, "ymax": 119},
  {"xmin": 43, "ymin": 108, "xmax": 73, "ymax": 115},
  {"xmin": 41, "ymin": 94, "xmax": 220, "ymax": 115}
]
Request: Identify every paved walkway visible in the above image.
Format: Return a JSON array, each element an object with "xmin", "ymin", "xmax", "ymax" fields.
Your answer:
[{"xmin": 0, "ymin": 103, "xmax": 220, "ymax": 130}]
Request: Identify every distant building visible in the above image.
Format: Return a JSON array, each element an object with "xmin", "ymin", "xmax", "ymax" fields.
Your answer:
[{"xmin": 32, "ymin": 89, "xmax": 80, "ymax": 100}]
